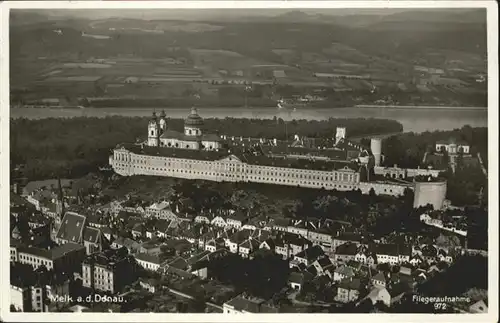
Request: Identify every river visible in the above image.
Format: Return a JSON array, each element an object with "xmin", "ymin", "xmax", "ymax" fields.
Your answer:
[{"xmin": 9, "ymin": 106, "xmax": 488, "ymax": 133}]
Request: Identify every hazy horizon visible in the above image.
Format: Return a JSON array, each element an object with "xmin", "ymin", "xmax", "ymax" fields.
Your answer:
[{"xmin": 14, "ymin": 8, "xmax": 482, "ymax": 21}]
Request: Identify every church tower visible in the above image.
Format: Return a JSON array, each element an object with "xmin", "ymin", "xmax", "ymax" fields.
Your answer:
[
  {"xmin": 55, "ymin": 177, "xmax": 65, "ymax": 218},
  {"xmin": 184, "ymin": 107, "xmax": 204, "ymax": 137},
  {"xmin": 148, "ymin": 111, "xmax": 160, "ymax": 147},
  {"xmin": 335, "ymin": 127, "xmax": 346, "ymax": 145},
  {"xmin": 159, "ymin": 110, "xmax": 167, "ymax": 133}
]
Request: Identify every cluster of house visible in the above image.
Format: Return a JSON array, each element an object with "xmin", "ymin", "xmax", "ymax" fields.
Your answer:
[
  {"xmin": 282, "ymin": 240, "xmax": 459, "ymax": 307},
  {"xmin": 11, "ymin": 192, "xmax": 486, "ymax": 314}
]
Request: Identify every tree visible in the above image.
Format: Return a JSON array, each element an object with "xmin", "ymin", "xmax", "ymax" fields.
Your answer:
[{"xmin": 188, "ymin": 295, "xmax": 206, "ymax": 313}]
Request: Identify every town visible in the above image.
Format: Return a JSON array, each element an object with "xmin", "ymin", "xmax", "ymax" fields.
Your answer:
[
  {"xmin": 9, "ymin": 108, "xmax": 488, "ymax": 314},
  {"xmin": 7, "ymin": 5, "xmax": 490, "ymax": 317}
]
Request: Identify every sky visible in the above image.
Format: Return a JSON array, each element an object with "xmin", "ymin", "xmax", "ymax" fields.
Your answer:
[{"xmin": 20, "ymin": 8, "xmax": 472, "ymax": 21}]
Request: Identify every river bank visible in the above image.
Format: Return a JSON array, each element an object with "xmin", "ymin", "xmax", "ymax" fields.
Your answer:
[
  {"xmin": 9, "ymin": 106, "xmax": 487, "ymax": 134},
  {"xmin": 355, "ymin": 105, "xmax": 488, "ymax": 110}
]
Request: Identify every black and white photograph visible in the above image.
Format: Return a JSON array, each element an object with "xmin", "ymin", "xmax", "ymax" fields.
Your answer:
[{"xmin": 1, "ymin": 1, "xmax": 498, "ymax": 321}]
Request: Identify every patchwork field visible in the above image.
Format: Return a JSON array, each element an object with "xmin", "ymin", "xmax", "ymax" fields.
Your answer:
[
  {"xmin": 45, "ymin": 76, "xmax": 103, "ymax": 82},
  {"xmin": 62, "ymin": 63, "xmax": 113, "ymax": 68}
]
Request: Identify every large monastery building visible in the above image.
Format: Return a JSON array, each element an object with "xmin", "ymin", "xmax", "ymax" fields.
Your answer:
[{"xmin": 109, "ymin": 109, "xmax": 448, "ymax": 209}]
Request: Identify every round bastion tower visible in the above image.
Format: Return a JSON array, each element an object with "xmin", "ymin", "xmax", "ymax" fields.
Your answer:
[
  {"xmin": 147, "ymin": 111, "xmax": 160, "ymax": 147},
  {"xmin": 370, "ymin": 138, "xmax": 382, "ymax": 167},
  {"xmin": 413, "ymin": 179, "xmax": 447, "ymax": 210}
]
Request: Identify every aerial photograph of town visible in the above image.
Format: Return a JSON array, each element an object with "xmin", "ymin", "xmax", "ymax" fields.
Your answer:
[{"xmin": 3, "ymin": 2, "xmax": 495, "ymax": 319}]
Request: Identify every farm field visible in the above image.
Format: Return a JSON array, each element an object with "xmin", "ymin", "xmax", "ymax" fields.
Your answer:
[{"xmin": 9, "ymin": 12, "xmax": 488, "ymax": 109}]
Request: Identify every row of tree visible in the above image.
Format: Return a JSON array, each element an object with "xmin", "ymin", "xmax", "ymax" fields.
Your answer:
[{"xmin": 11, "ymin": 116, "xmax": 402, "ymax": 181}]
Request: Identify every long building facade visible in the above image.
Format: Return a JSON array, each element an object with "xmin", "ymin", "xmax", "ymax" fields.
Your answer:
[
  {"xmin": 110, "ymin": 145, "xmax": 361, "ymax": 191},
  {"xmin": 109, "ymin": 109, "xmax": 446, "ymax": 208}
]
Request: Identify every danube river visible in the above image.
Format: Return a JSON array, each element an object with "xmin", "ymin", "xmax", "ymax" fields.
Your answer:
[{"xmin": 10, "ymin": 106, "xmax": 488, "ymax": 133}]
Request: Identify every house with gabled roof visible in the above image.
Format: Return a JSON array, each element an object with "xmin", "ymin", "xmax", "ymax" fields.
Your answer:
[
  {"xmin": 373, "ymin": 244, "xmax": 412, "ymax": 265},
  {"xmin": 204, "ymin": 237, "xmax": 225, "ymax": 252},
  {"xmin": 333, "ymin": 265, "xmax": 355, "ymax": 282},
  {"xmin": 371, "ymin": 271, "xmax": 387, "ymax": 288},
  {"xmin": 312, "ymin": 256, "xmax": 335, "ymax": 278},
  {"xmin": 259, "ymin": 238, "xmax": 276, "ymax": 252},
  {"xmin": 238, "ymin": 238, "xmax": 260, "ymax": 258},
  {"xmin": 83, "ymin": 226, "xmax": 107, "ymax": 255},
  {"xmin": 365, "ymin": 286, "xmax": 391, "ymax": 307},
  {"xmin": 354, "ymin": 250, "xmax": 368, "ymax": 264},
  {"xmin": 291, "ymin": 245, "xmax": 324, "ymax": 268},
  {"xmin": 334, "ymin": 242, "xmax": 358, "ymax": 263},
  {"xmin": 138, "ymin": 240, "xmax": 164, "ymax": 255},
  {"xmin": 146, "ymin": 201, "xmax": 170, "ymax": 218},
  {"xmin": 99, "ymin": 226, "xmax": 113, "ymax": 242},
  {"xmin": 194, "ymin": 215, "xmax": 211, "ymax": 224},
  {"xmin": 409, "ymin": 254, "xmax": 424, "ymax": 267},
  {"xmin": 112, "ymin": 237, "xmax": 141, "ymax": 254},
  {"xmin": 135, "ymin": 252, "xmax": 170, "ymax": 272},
  {"xmin": 469, "ymin": 299, "xmax": 488, "ymax": 314},
  {"xmin": 226, "ymin": 212, "xmax": 248, "ymax": 229},
  {"xmin": 159, "ymin": 206, "xmax": 179, "ymax": 221},
  {"xmin": 223, "ymin": 295, "xmax": 279, "ymax": 314},
  {"xmin": 198, "ymin": 229, "xmax": 217, "ymax": 248},
  {"xmin": 211, "ymin": 216, "xmax": 228, "ymax": 228},
  {"xmin": 226, "ymin": 229, "xmax": 252, "ymax": 254},
  {"xmin": 336, "ymin": 278, "xmax": 362, "ymax": 303},
  {"xmin": 55, "ymin": 211, "xmax": 108, "ymax": 255},
  {"xmin": 332, "ymin": 232, "xmax": 363, "ymax": 249},
  {"xmin": 131, "ymin": 223, "xmax": 145, "ymax": 239},
  {"xmin": 288, "ymin": 271, "xmax": 313, "ymax": 291},
  {"xmin": 55, "ymin": 212, "xmax": 86, "ymax": 245}
]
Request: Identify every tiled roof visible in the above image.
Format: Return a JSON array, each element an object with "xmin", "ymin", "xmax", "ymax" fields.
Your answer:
[
  {"xmin": 335, "ymin": 242, "xmax": 358, "ymax": 255},
  {"xmin": 334, "ymin": 232, "xmax": 362, "ymax": 242},
  {"xmin": 372, "ymin": 272, "xmax": 386, "ymax": 283},
  {"xmin": 374, "ymin": 244, "xmax": 412, "ymax": 257},
  {"xmin": 51, "ymin": 243, "xmax": 86, "ymax": 259},
  {"xmin": 295, "ymin": 245, "xmax": 324, "ymax": 262},
  {"xmin": 225, "ymin": 296, "xmax": 266, "ymax": 313},
  {"xmin": 56, "ymin": 212, "xmax": 86, "ymax": 243},
  {"xmin": 338, "ymin": 278, "xmax": 361, "ymax": 291},
  {"xmin": 187, "ymin": 250, "xmax": 211, "ymax": 266},
  {"xmin": 229, "ymin": 230, "xmax": 252, "ymax": 244},
  {"xmin": 148, "ymin": 201, "xmax": 169, "ymax": 210},
  {"xmin": 261, "ymin": 238, "xmax": 276, "ymax": 249},
  {"xmin": 83, "ymin": 227, "xmax": 101, "ymax": 244},
  {"xmin": 135, "ymin": 252, "xmax": 169, "ymax": 265},
  {"xmin": 279, "ymin": 232, "xmax": 309, "ymax": 247},
  {"xmin": 168, "ymin": 257, "xmax": 188, "ymax": 270},
  {"xmin": 316, "ymin": 256, "xmax": 333, "ymax": 268},
  {"xmin": 18, "ymin": 243, "xmax": 85, "ymax": 260},
  {"xmin": 227, "ymin": 211, "xmax": 247, "ymax": 222},
  {"xmin": 240, "ymin": 238, "xmax": 260, "ymax": 250},
  {"xmin": 334, "ymin": 265, "xmax": 355, "ymax": 277},
  {"xmin": 114, "ymin": 237, "xmax": 140, "ymax": 250}
]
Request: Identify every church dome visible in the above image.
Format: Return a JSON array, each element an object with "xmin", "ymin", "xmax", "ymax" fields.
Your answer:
[{"xmin": 185, "ymin": 107, "xmax": 204, "ymax": 126}]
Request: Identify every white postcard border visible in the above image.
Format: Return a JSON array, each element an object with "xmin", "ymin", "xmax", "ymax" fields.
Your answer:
[{"xmin": 0, "ymin": 1, "xmax": 498, "ymax": 322}]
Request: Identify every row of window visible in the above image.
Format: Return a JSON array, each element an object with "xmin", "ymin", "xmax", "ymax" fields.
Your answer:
[
  {"xmin": 115, "ymin": 164, "xmax": 358, "ymax": 188},
  {"xmin": 18, "ymin": 254, "xmax": 52, "ymax": 268},
  {"xmin": 115, "ymin": 153, "xmax": 357, "ymax": 179}
]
